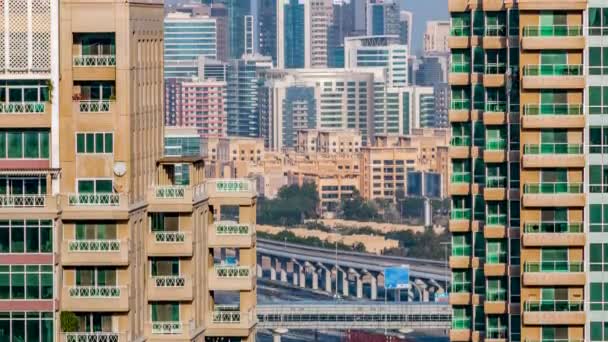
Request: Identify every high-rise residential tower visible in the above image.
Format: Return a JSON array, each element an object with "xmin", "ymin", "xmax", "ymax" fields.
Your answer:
[
  {"xmin": 448, "ymin": 0, "xmax": 587, "ymax": 341},
  {"xmin": 399, "ymin": 10, "xmax": 414, "ymax": 51},
  {"xmin": 424, "ymin": 20, "xmax": 451, "ymax": 55},
  {"xmin": 277, "ymin": 0, "xmax": 306, "ymax": 68},
  {"xmin": 366, "ymin": 0, "xmax": 400, "ymax": 37}
]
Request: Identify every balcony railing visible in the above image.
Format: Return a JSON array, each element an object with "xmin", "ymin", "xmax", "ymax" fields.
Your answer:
[
  {"xmin": 522, "ymin": 25, "xmax": 583, "ymax": 37},
  {"xmin": 451, "ymin": 317, "xmax": 471, "ymax": 330},
  {"xmin": 212, "ymin": 305, "xmax": 242, "ymax": 323},
  {"xmin": 153, "ymin": 275, "xmax": 186, "ymax": 287},
  {"xmin": 68, "ymin": 286, "xmax": 121, "ymax": 297},
  {"xmin": 153, "ymin": 231, "xmax": 186, "ymax": 243},
  {"xmin": 451, "ymin": 282, "xmax": 471, "ymax": 293},
  {"xmin": 450, "ymin": 136, "xmax": 471, "ymax": 147},
  {"xmin": 485, "ymin": 139, "xmax": 506, "ymax": 151},
  {"xmin": 450, "ymin": 99, "xmax": 470, "ymax": 110},
  {"xmin": 484, "ymin": 25, "xmax": 506, "ymax": 37},
  {"xmin": 523, "ymin": 64, "xmax": 583, "ymax": 76},
  {"xmin": 0, "ymin": 194, "xmax": 45, "ymax": 208},
  {"xmin": 78, "ymin": 100, "xmax": 111, "ymax": 113},
  {"xmin": 523, "ymin": 222, "xmax": 583, "ymax": 234},
  {"xmin": 68, "ymin": 193, "xmax": 120, "ymax": 206},
  {"xmin": 451, "ymin": 208, "xmax": 471, "ymax": 220},
  {"xmin": 0, "ymin": 102, "xmax": 46, "ymax": 114},
  {"xmin": 486, "ymin": 214, "xmax": 507, "ymax": 226},
  {"xmin": 451, "ymin": 172, "xmax": 471, "ymax": 183},
  {"xmin": 151, "ymin": 321, "xmax": 183, "ymax": 335},
  {"xmin": 73, "ymin": 55, "xmax": 116, "ymax": 67},
  {"xmin": 451, "ymin": 245, "xmax": 471, "ymax": 257},
  {"xmin": 523, "ymin": 182, "xmax": 583, "ymax": 194},
  {"xmin": 68, "ymin": 239, "xmax": 120, "ymax": 252},
  {"xmin": 485, "ymin": 63, "xmax": 507, "ymax": 75},
  {"xmin": 215, "ymin": 265, "xmax": 250, "ymax": 278},
  {"xmin": 523, "ymin": 143, "xmax": 583, "ymax": 155},
  {"xmin": 213, "ymin": 179, "xmax": 252, "ymax": 192},
  {"xmin": 451, "ymin": 63, "xmax": 470, "ymax": 73},
  {"xmin": 524, "ymin": 300, "xmax": 584, "ymax": 312},
  {"xmin": 64, "ymin": 332, "xmax": 121, "ymax": 342},
  {"xmin": 485, "ymin": 176, "xmax": 506, "ymax": 188},
  {"xmin": 450, "ymin": 26, "xmax": 470, "ymax": 37},
  {"xmin": 486, "ymin": 252, "xmax": 507, "ymax": 264},
  {"xmin": 215, "ymin": 222, "xmax": 250, "ymax": 235},
  {"xmin": 523, "ymin": 104, "xmax": 583, "ymax": 116},
  {"xmin": 524, "ymin": 261, "xmax": 583, "ymax": 273},
  {"xmin": 485, "ymin": 102, "xmax": 506, "ymax": 112},
  {"xmin": 486, "ymin": 288, "xmax": 507, "ymax": 301},
  {"xmin": 486, "ymin": 328, "xmax": 508, "ymax": 340},
  {"xmin": 155, "ymin": 186, "xmax": 186, "ymax": 199}
]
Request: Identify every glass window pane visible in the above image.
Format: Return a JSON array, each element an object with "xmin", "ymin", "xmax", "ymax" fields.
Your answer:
[
  {"xmin": 24, "ymin": 132, "xmax": 39, "ymax": 158},
  {"xmin": 41, "ymin": 273, "xmax": 52, "ymax": 299},
  {"xmin": 40, "ymin": 132, "xmax": 49, "ymax": 159},
  {"xmin": 0, "ymin": 273, "xmax": 9, "ymax": 299},
  {"xmin": 11, "ymin": 225, "xmax": 24, "ymax": 253},
  {"xmin": 26, "ymin": 225, "xmax": 39, "ymax": 253},
  {"xmin": 26, "ymin": 319, "xmax": 40, "ymax": 342},
  {"xmin": 11, "ymin": 272, "xmax": 25, "ymax": 299},
  {"xmin": 105, "ymin": 133, "xmax": 113, "ymax": 153},
  {"xmin": 26, "ymin": 273, "xmax": 39, "ymax": 299},
  {"xmin": 77, "ymin": 134, "xmax": 85, "ymax": 153},
  {"xmin": 7, "ymin": 132, "xmax": 22, "ymax": 158},
  {"xmin": 78, "ymin": 180, "xmax": 94, "ymax": 193},
  {"xmin": 95, "ymin": 133, "xmax": 104, "ymax": 153},
  {"xmin": 95, "ymin": 180, "xmax": 112, "ymax": 193}
]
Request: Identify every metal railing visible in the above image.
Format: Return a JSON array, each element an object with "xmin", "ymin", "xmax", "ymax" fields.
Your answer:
[
  {"xmin": 451, "ymin": 172, "xmax": 471, "ymax": 183},
  {"xmin": 450, "ymin": 136, "xmax": 471, "ymax": 147},
  {"xmin": 215, "ymin": 222, "xmax": 250, "ymax": 235},
  {"xmin": 485, "ymin": 176, "xmax": 506, "ymax": 188},
  {"xmin": 0, "ymin": 194, "xmax": 45, "ymax": 207},
  {"xmin": 485, "ymin": 139, "xmax": 506, "ymax": 151},
  {"xmin": 155, "ymin": 186, "xmax": 186, "ymax": 199},
  {"xmin": 451, "ymin": 245, "xmax": 472, "ymax": 257},
  {"xmin": 484, "ymin": 63, "xmax": 506, "ymax": 75},
  {"xmin": 524, "ymin": 300, "xmax": 584, "ymax": 312},
  {"xmin": 68, "ymin": 193, "xmax": 120, "ymax": 206},
  {"xmin": 486, "ymin": 328, "xmax": 508, "ymax": 339},
  {"xmin": 523, "ymin": 182, "xmax": 583, "ymax": 194},
  {"xmin": 213, "ymin": 179, "xmax": 252, "ymax": 192},
  {"xmin": 523, "ymin": 222, "xmax": 583, "ymax": 234},
  {"xmin": 523, "ymin": 64, "xmax": 584, "ymax": 76},
  {"xmin": 68, "ymin": 286, "xmax": 121, "ymax": 297},
  {"xmin": 524, "ymin": 261, "xmax": 583, "ymax": 273},
  {"xmin": 523, "ymin": 104, "xmax": 583, "ymax": 116},
  {"xmin": 151, "ymin": 321, "xmax": 183, "ymax": 335},
  {"xmin": 486, "ymin": 252, "xmax": 507, "ymax": 264},
  {"xmin": 484, "ymin": 25, "xmax": 506, "ymax": 37},
  {"xmin": 450, "ymin": 208, "xmax": 471, "ymax": 220},
  {"xmin": 73, "ymin": 55, "xmax": 116, "ymax": 67},
  {"xmin": 523, "ymin": 143, "xmax": 583, "ymax": 155},
  {"xmin": 450, "ymin": 99, "xmax": 471, "ymax": 111},
  {"xmin": 0, "ymin": 102, "xmax": 46, "ymax": 114},
  {"xmin": 486, "ymin": 214, "xmax": 507, "ymax": 226},
  {"xmin": 78, "ymin": 100, "xmax": 111, "ymax": 113},
  {"xmin": 485, "ymin": 102, "xmax": 507, "ymax": 112},
  {"xmin": 64, "ymin": 332, "xmax": 120, "ymax": 342},
  {"xmin": 215, "ymin": 265, "xmax": 250, "ymax": 278},
  {"xmin": 153, "ymin": 275, "xmax": 186, "ymax": 287},
  {"xmin": 522, "ymin": 25, "xmax": 583, "ymax": 37},
  {"xmin": 68, "ymin": 239, "xmax": 121, "ymax": 252},
  {"xmin": 212, "ymin": 305, "xmax": 242, "ymax": 323},
  {"xmin": 451, "ymin": 282, "xmax": 471, "ymax": 293},
  {"xmin": 451, "ymin": 317, "xmax": 471, "ymax": 330},
  {"xmin": 451, "ymin": 63, "xmax": 470, "ymax": 73},
  {"xmin": 450, "ymin": 26, "xmax": 470, "ymax": 37},
  {"xmin": 153, "ymin": 231, "xmax": 186, "ymax": 243},
  {"xmin": 485, "ymin": 288, "xmax": 507, "ymax": 301}
]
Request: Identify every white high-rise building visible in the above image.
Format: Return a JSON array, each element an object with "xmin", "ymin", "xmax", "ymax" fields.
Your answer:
[
  {"xmin": 304, "ymin": 0, "xmax": 333, "ymax": 68},
  {"xmin": 424, "ymin": 20, "xmax": 450, "ymax": 54},
  {"xmin": 399, "ymin": 10, "xmax": 413, "ymax": 52}
]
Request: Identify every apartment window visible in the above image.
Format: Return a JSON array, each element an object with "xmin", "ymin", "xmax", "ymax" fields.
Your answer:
[
  {"xmin": 0, "ymin": 312, "xmax": 53, "ymax": 342},
  {"xmin": 510, "ymin": 276, "xmax": 521, "ymax": 304},
  {"xmin": 591, "ymin": 243, "xmax": 608, "ymax": 271},
  {"xmin": 591, "ymin": 322, "xmax": 608, "ymax": 341},
  {"xmin": 473, "ymin": 305, "xmax": 484, "ymax": 332},
  {"xmin": 0, "ymin": 131, "xmax": 49, "ymax": 159},
  {"xmin": 151, "ymin": 258, "xmax": 179, "ymax": 276},
  {"xmin": 589, "ymin": 8, "xmax": 608, "ymax": 36},
  {"xmin": 589, "ymin": 86, "xmax": 608, "ymax": 115},
  {"xmin": 151, "ymin": 302, "xmax": 180, "ymax": 322},
  {"xmin": 474, "ymin": 268, "xmax": 485, "ymax": 295},
  {"xmin": 76, "ymin": 268, "xmax": 116, "ymax": 287},
  {"xmin": 77, "ymin": 179, "xmax": 113, "ymax": 193},
  {"xmin": 590, "ymin": 282, "xmax": 608, "ymax": 311},
  {"xmin": 486, "ymin": 240, "xmax": 507, "ymax": 264},
  {"xmin": 590, "ymin": 126, "xmax": 608, "ymax": 153},
  {"xmin": 590, "ymin": 47, "xmax": 608, "ymax": 75},
  {"xmin": 591, "ymin": 204, "xmax": 608, "ymax": 233},
  {"xmin": 452, "ymin": 307, "xmax": 471, "ymax": 329},
  {"xmin": 0, "ymin": 265, "xmax": 53, "ymax": 300},
  {"xmin": 590, "ymin": 165, "xmax": 608, "ymax": 193},
  {"xmin": 75, "ymin": 223, "xmax": 117, "ymax": 240},
  {"xmin": 0, "ymin": 220, "xmax": 52, "ymax": 254},
  {"xmin": 472, "ymin": 11, "xmax": 484, "ymax": 36},
  {"xmin": 76, "ymin": 133, "xmax": 113, "ymax": 154}
]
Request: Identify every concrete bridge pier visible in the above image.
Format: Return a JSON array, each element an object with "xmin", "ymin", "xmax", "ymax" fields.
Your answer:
[
  {"xmin": 290, "ymin": 259, "xmax": 305, "ymax": 288},
  {"xmin": 349, "ymin": 269, "xmax": 363, "ymax": 299},
  {"xmin": 305, "ymin": 262, "xmax": 318, "ymax": 290},
  {"xmin": 363, "ymin": 271, "xmax": 378, "ymax": 300},
  {"xmin": 272, "ymin": 328, "xmax": 288, "ymax": 342},
  {"xmin": 280, "ymin": 268, "xmax": 287, "ymax": 283},
  {"xmin": 317, "ymin": 263, "xmax": 332, "ymax": 293},
  {"xmin": 336, "ymin": 267, "xmax": 348, "ymax": 297}
]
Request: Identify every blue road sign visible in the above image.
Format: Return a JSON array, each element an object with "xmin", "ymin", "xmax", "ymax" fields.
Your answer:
[{"xmin": 384, "ymin": 265, "xmax": 410, "ymax": 289}]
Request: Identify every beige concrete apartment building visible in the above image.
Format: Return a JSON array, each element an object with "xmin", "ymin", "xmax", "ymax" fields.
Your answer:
[
  {"xmin": 295, "ymin": 129, "xmax": 362, "ymax": 155},
  {"xmin": 0, "ymin": 1, "xmax": 257, "ymax": 341}
]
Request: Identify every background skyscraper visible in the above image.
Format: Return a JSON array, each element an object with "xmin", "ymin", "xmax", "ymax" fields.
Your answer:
[
  {"xmin": 366, "ymin": 0, "xmax": 400, "ymax": 36},
  {"xmin": 399, "ymin": 10, "xmax": 413, "ymax": 50}
]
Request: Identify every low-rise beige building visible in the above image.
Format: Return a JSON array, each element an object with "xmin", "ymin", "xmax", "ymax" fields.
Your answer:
[{"xmin": 296, "ymin": 129, "xmax": 362, "ymax": 155}]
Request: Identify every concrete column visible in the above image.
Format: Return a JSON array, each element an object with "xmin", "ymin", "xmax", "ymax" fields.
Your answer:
[
  {"xmin": 341, "ymin": 270, "xmax": 349, "ymax": 297},
  {"xmin": 270, "ymin": 267, "xmax": 277, "ymax": 281},
  {"xmin": 356, "ymin": 276, "xmax": 363, "ymax": 299},
  {"xmin": 257, "ymin": 264, "xmax": 262, "ymax": 278},
  {"xmin": 312, "ymin": 271, "xmax": 319, "ymax": 290},
  {"xmin": 273, "ymin": 333, "xmax": 281, "ymax": 342},
  {"xmin": 423, "ymin": 288, "xmax": 429, "ymax": 302},
  {"xmin": 324, "ymin": 268, "xmax": 332, "ymax": 293},
  {"xmin": 369, "ymin": 275, "xmax": 377, "ymax": 300},
  {"xmin": 299, "ymin": 264, "xmax": 306, "ymax": 288},
  {"xmin": 280, "ymin": 269, "xmax": 287, "ymax": 283}
]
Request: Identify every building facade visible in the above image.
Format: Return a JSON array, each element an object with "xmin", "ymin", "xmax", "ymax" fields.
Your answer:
[
  {"xmin": 449, "ymin": 0, "xmax": 586, "ymax": 341},
  {"xmin": 424, "ymin": 20, "xmax": 450, "ymax": 55},
  {"xmin": 366, "ymin": 0, "xmax": 400, "ymax": 37}
]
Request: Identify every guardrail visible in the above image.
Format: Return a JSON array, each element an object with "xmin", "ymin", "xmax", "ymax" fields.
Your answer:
[
  {"xmin": 215, "ymin": 222, "xmax": 251, "ymax": 235},
  {"xmin": 523, "ymin": 222, "xmax": 583, "ymax": 233},
  {"xmin": 153, "ymin": 231, "xmax": 186, "ymax": 243},
  {"xmin": 523, "ymin": 143, "xmax": 583, "ymax": 155},
  {"xmin": 523, "ymin": 182, "xmax": 583, "ymax": 194},
  {"xmin": 73, "ymin": 55, "xmax": 116, "ymax": 67},
  {"xmin": 153, "ymin": 276, "xmax": 186, "ymax": 287},
  {"xmin": 67, "ymin": 193, "xmax": 120, "ymax": 206},
  {"xmin": 522, "ymin": 25, "xmax": 583, "ymax": 37},
  {"xmin": 524, "ymin": 300, "xmax": 583, "ymax": 312},
  {"xmin": 0, "ymin": 194, "xmax": 46, "ymax": 207},
  {"xmin": 78, "ymin": 100, "xmax": 111, "ymax": 113},
  {"xmin": 524, "ymin": 261, "xmax": 583, "ymax": 273},
  {"xmin": 68, "ymin": 239, "xmax": 120, "ymax": 252},
  {"xmin": 523, "ymin": 64, "xmax": 583, "ymax": 76},
  {"xmin": 151, "ymin": 321, "xmax": 183, "ymax": 335},
  {"xmin": 68, "ymin": 286, "xmax": 122, "ymax": 297},
  {"xmin": 0, "ymin": 102, "xmax": 46, "ymax": 113},
  {"xmin": 523, "ymin": 104, "xmax": 583, "ymax": 116},
  {"xmin": 154, "ymin": 186, "xmax": 186, "ymax": 199},
  {"xmin": 215, "ymin": 266, "xmax": 250, "ymax": 278},
  {"xmin": 63, "ymin": 332, "xmax": 122, "ymax": 342}
]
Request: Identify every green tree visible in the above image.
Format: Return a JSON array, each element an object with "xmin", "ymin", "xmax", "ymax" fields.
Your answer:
[{"xmin": 257, "ymin": 182, "xmax": 319, "ymax": 226}]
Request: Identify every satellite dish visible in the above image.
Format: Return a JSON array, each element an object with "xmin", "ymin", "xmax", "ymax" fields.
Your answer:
[{"xmin": 113, "ymin": 162, "xmax": 127, "ymax": 177}]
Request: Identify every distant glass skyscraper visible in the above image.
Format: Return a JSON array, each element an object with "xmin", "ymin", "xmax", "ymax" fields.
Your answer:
[
  {"xmin": 164, "ymin": 12, "xmax": 217, "ymax": 78},
  {"xmin": 227, "ymin": 0, "xmax": 252, "ymax": 59},
  {"xmin": 257, "ymin": 0, "xmax": 278, "ymax": 65},
  {"xmin": 366, "ymin": 0, "xmax": 400, "ymax": 36},
  {"xmin": 281, "ymin": 0, "xmax": 305, "ymax": 68}
]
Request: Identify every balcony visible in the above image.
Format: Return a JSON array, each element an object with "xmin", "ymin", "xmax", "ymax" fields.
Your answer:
[
  {"xmin": 522, "ymin": 143, "xmax": 584, "ymax": 168},
  {"xmin": 484, "ymin": 177, "xmax": 507, "ymax": 201},
  {"xmin": 482, "ymin": 0, "xmax": 505, "ymax": 11},
  {"xmin": 522, "ymin": 104, "xmax": 584, "ymax": 128},
  {"xmin": 61, "ymin": 285, "xmax": 128, "ymax": 312},
  {"xmin": 448, "ymin": 27, "xmax": 472, "ymax": 49},
  {"xmin": 483, "ymin": 26, "xmax": 507, "ymax": 49},
  {"xmin": 0, "ymin": 194, "xmax": 58, "ymax": 214},
  {"xmin": 63, "ymin": 332, "xmax": 126, "ymax": 342},
  {"xmin": 484, "ymin": 261, "xmax": 507, "ymax": 277},
  {"xmin": 483, "ymin": 102, "xmax": 507, "ymax": 125},
  {"xmin": 147, "ymin": 276, "xmax": 193, "ymax": 301},
  {"xmin": 485, "ymin": 215, "xmax": 507, "ymax": 238},
  {"xmin": 522, "ymin": 183, "xmax": 585, "ymax": 207},
  {"xmin": 208, "ymin": 221, "xmax": 255, "ymax": 248},
  {"xmin": 485, "ymin": 289, "xmax": 508, "ymax": 314},
  {"xmin": 450, "ymin": 64, "xmax": 471, "ymax": 85},
  {"xmin": 450, "ymin": 136, "xmax": 478, "ymax": 159},
  {"xmin": 61, "ymin": 239, "xmax": 129, "ymax": 266},
  {"xmin": 523, "ymin": 300, "xmax": 585, "ymax": 325},
  {"xmin": 76, "ymin": 100, "xmax": 113, "ymax": 113},
  {"xmin": 522, "ymin": 222, "xmax": 585, "ymax": 247},
  {"xmin": 522, "ymin": 64, "xmax": 585, "ymax": 89},
  {"xmin": 205, "ymin": 306, "xmax": 256, "ymax": 337},
  {"xmin": 73, "ymin": 55, "xmax": 116, "ymax": 81},
  {"xmin": 204, "ymin": 179, "xmax": 256, "ymax": 204},
  {"xmin": 448, "ymin": 0, "xmax": 468, "ymax": 12},
  {"xmin": 450, "ymin": 321, "xmax": 472, "ymax": 342},
  {"xmin": 484, "ymin": 140, "xmax": 506, "ymax": 163},
  {"xmin": 483, "ymin": 65, "xmax": 506, "ymax": 88},
  {"xmin": 449, "ymin": 209, "xmax": 471, "ymax": 232},
  {"xmin": 450, "ymin": 173, "xmax": 472, "ymax": 196},
  {"xmin": 146, "ymin": 231, "xmax": 193, "ymax": 257},
  {"xmin": 449, "ymin": 99, "xmax": 471, "ymax": 122},
  {"xmin": 60, "ymin": 193, "xmax": 129, "ymax": 220},
  {"xmin": 145, "ymin": 321, "xmax": 194, "ymax": 341},
  {"xmin": 523, "ymin": 261, "xmax": 585, "ymax": 286},
  {"xmin": 449, "ymin": 247, "xmax": 478, "ymax": 269},
  {"xmin": 517, "ymin": 0, "xmax": 586, "ymax": 11},
  {"xmin": 208, "ymin": 265, "xmax": 256, "ymax": 291},
  {"xmin": 522, "ymin": 25, "xmax": 584, "ymax": 50},
  {"xmin": 147, "ymin": 185, "xmax": 194, "ymax": 212}
]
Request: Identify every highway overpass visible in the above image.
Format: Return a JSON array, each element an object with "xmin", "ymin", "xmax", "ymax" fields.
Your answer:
[{"xmin": 257, "ymin": 239, "xmax": 449, "ymax": 301}]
